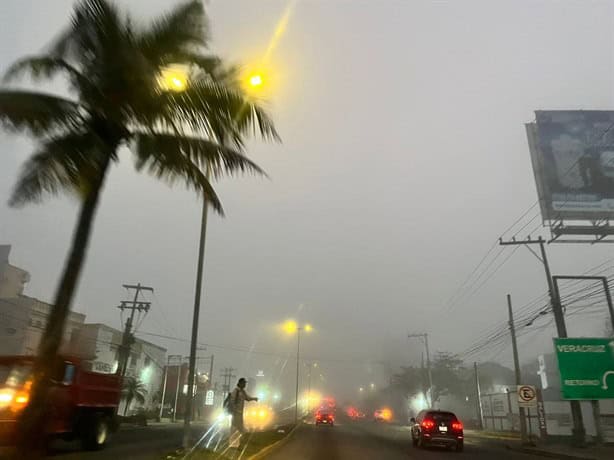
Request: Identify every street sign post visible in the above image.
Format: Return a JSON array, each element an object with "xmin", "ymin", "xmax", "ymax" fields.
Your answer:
[
  {"xmin": 517, "ymin": 385, "xmax": 537, "ymax": 408},
  {"xmin": 554, "ymin": 338, "xmax": 614, "ymax": 400}
]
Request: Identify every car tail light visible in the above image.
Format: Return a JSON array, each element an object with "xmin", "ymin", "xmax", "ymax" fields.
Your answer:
[
  {"xmin": 421, "ymin": 419, "xmax": 435, "ymax": 430},
  {"xmin": 452, "ymin": 421, "xmax": 463, "ymax": 431}
]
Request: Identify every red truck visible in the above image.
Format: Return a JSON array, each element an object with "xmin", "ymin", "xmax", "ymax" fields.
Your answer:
[{"xmin": 0, "ymin": 355, "xmax": 121, "ymax": 451}]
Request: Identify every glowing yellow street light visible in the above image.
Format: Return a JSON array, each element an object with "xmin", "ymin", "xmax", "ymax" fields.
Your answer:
[
  {"xmin": 242, "ymin": 67, "xmax": 272, "ymax": 97},
  {"xmin": 158, "ymin": 65, "xmax": 189, "ymax": 92},
  {"xmin": 283, "ymin": 319, "xmax": 298, "ymax": 334},
  {"xmin": 249, "ymin": 73, "xmax": 263, "ymax": 88}
]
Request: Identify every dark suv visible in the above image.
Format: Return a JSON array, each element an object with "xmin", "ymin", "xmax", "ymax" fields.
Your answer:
[{"xmin": 410, "ymin": 410, "xmax": 464, "ymax": 452}]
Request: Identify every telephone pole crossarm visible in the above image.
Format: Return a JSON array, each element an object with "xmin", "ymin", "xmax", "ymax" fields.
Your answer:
[{"xmin": 116, "ymin": 283, "xmax": 154, "ymax": 377}]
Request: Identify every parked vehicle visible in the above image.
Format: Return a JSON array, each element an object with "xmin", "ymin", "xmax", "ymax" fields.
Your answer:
[
  {"xmin": 410, "ymin": 410, "xmax": 464, "ymax": 452},
  {"xmin": 0, "ymin": 355, "xmax": 122, "ymax": 451}
]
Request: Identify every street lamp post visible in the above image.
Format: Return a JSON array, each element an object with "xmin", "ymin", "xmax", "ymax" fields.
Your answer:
[
  {"xmin": 183, "ymin": 171, "xmax": 210, "ymax": 447},
  {"xmin": 283, "ymin": 320, "xmax": 312, "ymax": 424},
  {"xmin": 182, "ymin": 67, "xmax": 265, "ymax": 448}
]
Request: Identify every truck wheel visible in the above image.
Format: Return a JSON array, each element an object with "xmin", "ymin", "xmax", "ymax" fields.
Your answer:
[{"xmin": 82, "ymin": 413, "xmax": 109, "ymax": 451}]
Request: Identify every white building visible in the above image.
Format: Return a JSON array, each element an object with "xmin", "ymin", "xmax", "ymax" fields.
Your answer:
[{"xmin": 72, "ymin": 323, "xmax": 166, "ymax": 413}]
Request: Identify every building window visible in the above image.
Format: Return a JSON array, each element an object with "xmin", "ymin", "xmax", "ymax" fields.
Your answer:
[
  {"xmin": 144, "ymin": 357, "xmax": 151, "ymax": 367},
  {"xmin": 130, "ymin": 353, "xmax": 137, "ymax": 368}
]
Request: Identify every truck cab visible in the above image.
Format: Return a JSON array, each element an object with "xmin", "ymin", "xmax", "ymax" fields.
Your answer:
[{"xmin": 0, "ymin": 355, "xmax": 121, "ymax": 451}]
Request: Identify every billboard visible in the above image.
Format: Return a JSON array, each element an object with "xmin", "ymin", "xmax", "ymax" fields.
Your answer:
[{"xmin": 527, "ymin": 110, "xmax": 614, "ymax": 221}]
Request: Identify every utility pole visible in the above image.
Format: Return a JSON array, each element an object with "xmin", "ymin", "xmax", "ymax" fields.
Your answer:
[
  {"xmin": 499, "ymin": 236, "xmax": 586, "ymax": 446},
  {"xmin": 474, "ymin": 362, "xmax": 484, "ymax": 430},
  {"xmin": 172, "ymin": 356, "xmax": 184, "ymax": 423},
  {"xmin": 208, "ymin": 355, "xmax": 214, "ymax": 385},
  {"xmin": 507, "ymin": 294, "xmax": 529, "ymax": 445},
  {"xmin": 408, "ymin": 333, "xmax": 434, "ymax": 407},
  {"xmin": 117, "ymin": 283, "xmax": 153, "ymax": 377}
]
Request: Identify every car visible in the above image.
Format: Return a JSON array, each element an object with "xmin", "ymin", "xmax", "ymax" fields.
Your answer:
[
  {"xmin": 315, "ymin": 410, "xmax": 334, "ymax": 426},
  {"xmin": 373, "ymin": 408, "xmax": 392, "ymax": 422},
  {"xmin": 410, "ymin": 410, "xmax": 464, "ymax": 452}
]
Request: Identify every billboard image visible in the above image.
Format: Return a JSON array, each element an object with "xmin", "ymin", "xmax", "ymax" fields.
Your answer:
[{"xmin": 527, "ymin": 110, "xmax": 614, "ymax": 221}]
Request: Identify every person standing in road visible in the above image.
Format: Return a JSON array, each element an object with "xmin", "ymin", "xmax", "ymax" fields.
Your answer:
[{"xmin": 229, "ymin": 378, "xmax": 258, "ymax": 447}]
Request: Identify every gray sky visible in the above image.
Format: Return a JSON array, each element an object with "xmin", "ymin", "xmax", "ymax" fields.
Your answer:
[{"xmin": 2, "ymin": 0, "xmax": 614, "ymax": 401}]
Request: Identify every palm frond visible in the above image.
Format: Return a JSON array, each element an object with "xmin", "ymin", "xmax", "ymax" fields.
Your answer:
[
  {"xmin": 150, "ymin": 79, "xmax": 279, "ymax": 147},
  {"xmin": 136, "ymin": 132, "xmax": 267, "ymax": 179},
  {"xmin": 9, "ymin": 131, "xmax": 104, "ymax": 207},
  {"xmin": 47, "ymin": 0, "xmax": 127, "ymax": 70},
  {"xmin": 134, "ymin": 133, "xmax": 224, "ymax": 214},
  {"xmin": 3, "ymin": 56, "xmax": 96, "ymax": 96},
  {"xmin": 137, "ymin": 0, "xmax": 207, "ymax": 65},
  {"xmin": 0, "ymin": 90, "xmax": 82, "ymax": 135},
  {"xmin": 163, "ymin": 51, "xmax": 235, "ymax": 83}
]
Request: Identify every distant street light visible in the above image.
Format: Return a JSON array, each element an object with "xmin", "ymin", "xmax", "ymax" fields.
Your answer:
[{"xmin": 283, "ymin": 320, "xmax": 313, "ymax": 424}]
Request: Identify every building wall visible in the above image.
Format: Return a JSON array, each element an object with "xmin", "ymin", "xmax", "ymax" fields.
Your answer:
[
  {"xmin": 0, "ymin": 245, "xmax": 30, "ymax": 298},
  {"xmin": 0, "ymin": 297, "xmax": 85, "ymax": 355}
]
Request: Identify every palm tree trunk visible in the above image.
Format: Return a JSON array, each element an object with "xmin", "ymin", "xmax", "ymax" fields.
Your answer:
[
  {"xmin": 124, "ymin": 396, "xmax": 132, "ymax": 416},
  {"xmin": 14, "ymin": 154, "xmax": 113, "ymax": 459}
]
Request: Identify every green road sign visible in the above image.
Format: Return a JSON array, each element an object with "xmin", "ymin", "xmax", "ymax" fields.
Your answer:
[{"xmin": 554, "ymin": 337, "xmax": 614, "ymax": 400}]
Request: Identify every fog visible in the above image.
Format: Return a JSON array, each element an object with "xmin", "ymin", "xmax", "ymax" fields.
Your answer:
[{"xmin": 1, "ymin": 0, "xmax": 614, "ymax": 409}]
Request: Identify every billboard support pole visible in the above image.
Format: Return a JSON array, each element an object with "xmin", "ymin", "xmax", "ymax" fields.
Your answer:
[
  {"xmin": 591, "ymin": 400, "xmax": 603, "ymax": 445},
  {"xmin": 499, "ymin": 237, "xmax": 586, "ymax": 446}
]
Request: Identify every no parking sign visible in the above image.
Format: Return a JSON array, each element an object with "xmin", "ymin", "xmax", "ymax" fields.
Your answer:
[{"xmin": 517, "ymin": 385, "xmax": 537, "ymax": 408}]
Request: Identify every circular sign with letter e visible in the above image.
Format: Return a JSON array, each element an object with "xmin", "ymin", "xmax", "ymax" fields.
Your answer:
[{"xmin": 517, "ymin": 385, "xmax": 537, "ymax": 408}]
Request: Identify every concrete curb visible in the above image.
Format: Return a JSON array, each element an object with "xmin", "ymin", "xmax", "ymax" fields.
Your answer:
[
  {"xmin": 247, "ymin": 424, "xmax": 299, "ymax": 460},
  {"xmin": 504, "ymin": 444, "xmax": 597, "ymax": 460}
]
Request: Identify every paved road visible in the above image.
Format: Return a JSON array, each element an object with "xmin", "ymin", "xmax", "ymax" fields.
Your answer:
[
  {"xmin": 48, "ymin": 423, "xmax": 204, "ymax": 460},
  {"xmin": 266, "ymin": 421, "xmax": 544, "ymax": 459}
]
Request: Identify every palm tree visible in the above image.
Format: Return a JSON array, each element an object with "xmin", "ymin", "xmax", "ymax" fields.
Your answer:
[
  {"xmin": 122, "ymin": 377, "xmax": 148, "ymax": 416},
  {"xmin": 0, "ymin": 0, "xmax": 277, "ymax": 455}
]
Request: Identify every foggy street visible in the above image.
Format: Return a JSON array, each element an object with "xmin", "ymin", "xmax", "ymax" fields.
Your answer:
[
  {"xmin": 2, "ymin": 0, "xmax": 614, "ymax": 458},
  {"xmin": 266, "ymin": 422, "xmax": 542, "ymax": 460}
]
